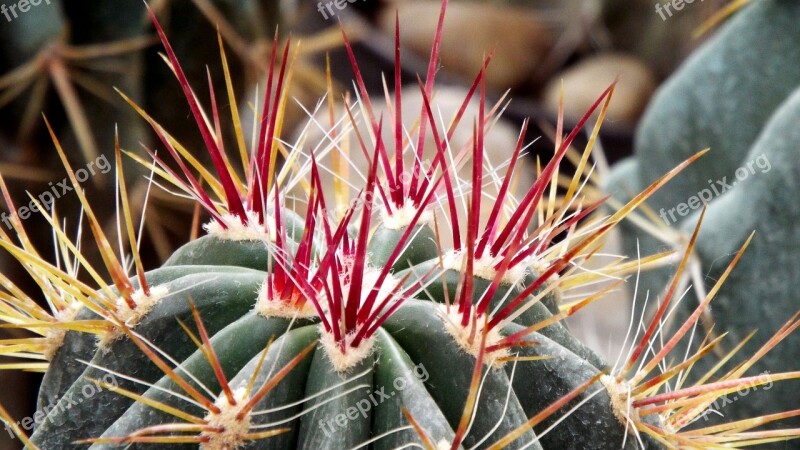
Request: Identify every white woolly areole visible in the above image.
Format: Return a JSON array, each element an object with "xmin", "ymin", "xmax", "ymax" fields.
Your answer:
[
  {"xmin": 202, "ymin": 387, "xmax": 252, "ymax": 450},
  {"xmin": 43, "ymin": 301, "xmax": 83, "ymax": 361},
  {"xmin": 600, "ymin": 375, "xmax": 641, "ymax": 427},
  {"xmin": 439, "ymin": 304, "xmax": 509, "ymax": 368},
  {"xmin": 436, "ymin": 441, "xmax": 451, "ymax": 450},
  {"xmin": 98, "ymin": 285, "xmax": 170, "ymax": 349},
  {"xmin": 204, "ymin": 211, "xmax": 277, "ymax": 242},
  {"xmin": 255, "ymin": 279, "xmax": 318, "ymax": 319},
  {"xmin": 316, "ymin": 268, "xmax": 397, "ymax": 372},
  {"xmin": 380, "ymin": 201, "xmax": 433, "ymax": 230},
  {"xmin": 530, "ymin": 259, "xmax": 561, "ymax": 284},
  {"xmin": 320, "ymin": 330, "xmax": 376, "ymax": 373},
  {"xmin": 441, "ymin": 250, "xmax": 526, "ymax": 285}
]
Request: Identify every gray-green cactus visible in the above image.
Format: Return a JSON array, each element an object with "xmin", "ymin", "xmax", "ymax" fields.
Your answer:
[{"xmin": 605, "ymin": 0, "xmax": 800, "ymax": 426}]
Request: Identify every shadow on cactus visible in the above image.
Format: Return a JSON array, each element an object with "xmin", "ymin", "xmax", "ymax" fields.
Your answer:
[{"xmin": 0, "ymin": 1, "xmax": 797, "ymax": 449}]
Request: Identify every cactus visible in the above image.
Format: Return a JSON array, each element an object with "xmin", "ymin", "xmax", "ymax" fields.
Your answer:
[
  {"xmin": 0, "ymin": 0, "xmax": 271, "ymax": 165},
  {"xmin": 0, "ymin": 3, "xmax": 280, "ymax": 435},
  {"xmin": 605, "ymin": 0, "xmax": 800, "ymax": 426},
  {"xmin": 0, "ymin": 0, "xmax": 282, "ymax": 270},
  {"xmin": 0, "ymin": 1, "xmax": 798, "ymax": 449}
]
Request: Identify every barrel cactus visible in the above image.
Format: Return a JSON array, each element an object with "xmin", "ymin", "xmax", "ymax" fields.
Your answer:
[
  {"xmin": 0, "ymin": 2, "xmax": 798, "ymax": 449},
  {"xmin": 604, "ymin": 0, "xmax": 800, "ymax": 427}
]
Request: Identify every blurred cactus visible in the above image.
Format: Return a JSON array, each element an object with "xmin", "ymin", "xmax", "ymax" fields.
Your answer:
[
  {"xmin": 605, "ymin": 0, "xmax": 800, "ymax": 425},
  {"xmin": 0, "ymin": 0, "xmax": 283, "ymax": 263},
  {"xmin": 0, "ymin": 3, "xmax": 281, "ymax": 447},
  {"xmin": 600, "ymin": 0, "xmax": 727, "ymax": 78}
]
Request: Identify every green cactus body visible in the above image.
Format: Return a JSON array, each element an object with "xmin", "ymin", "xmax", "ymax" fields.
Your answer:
[
  {"xmin": 367, "ymin": 223, "xmax": 439, "ymax": 271},
  {"xmin": 90, "ymin": 312, "xmax": 305, "ymax": 450},
  {"xmin": 22, "ymin": 42, "xmax": 645, "ymax": 447},
  {"xmin": 37, "ymin": 265, "xmax": 267, "ymax": 413},
  {"xmin": 399, "ymin": 260, "xmax": 606, "ymax": 370},
  {"xmin": 30, "ymin": 270, "xmax": 266, "ymax": 448},
  {"xmin": 672, "ymin": 86, "xmax": 800, "ymax": 425}
]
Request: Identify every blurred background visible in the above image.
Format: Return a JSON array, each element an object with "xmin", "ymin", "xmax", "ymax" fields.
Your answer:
[{"xmin": 0, "ymin": 0, "xmax": 731, "ymax": 446}]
